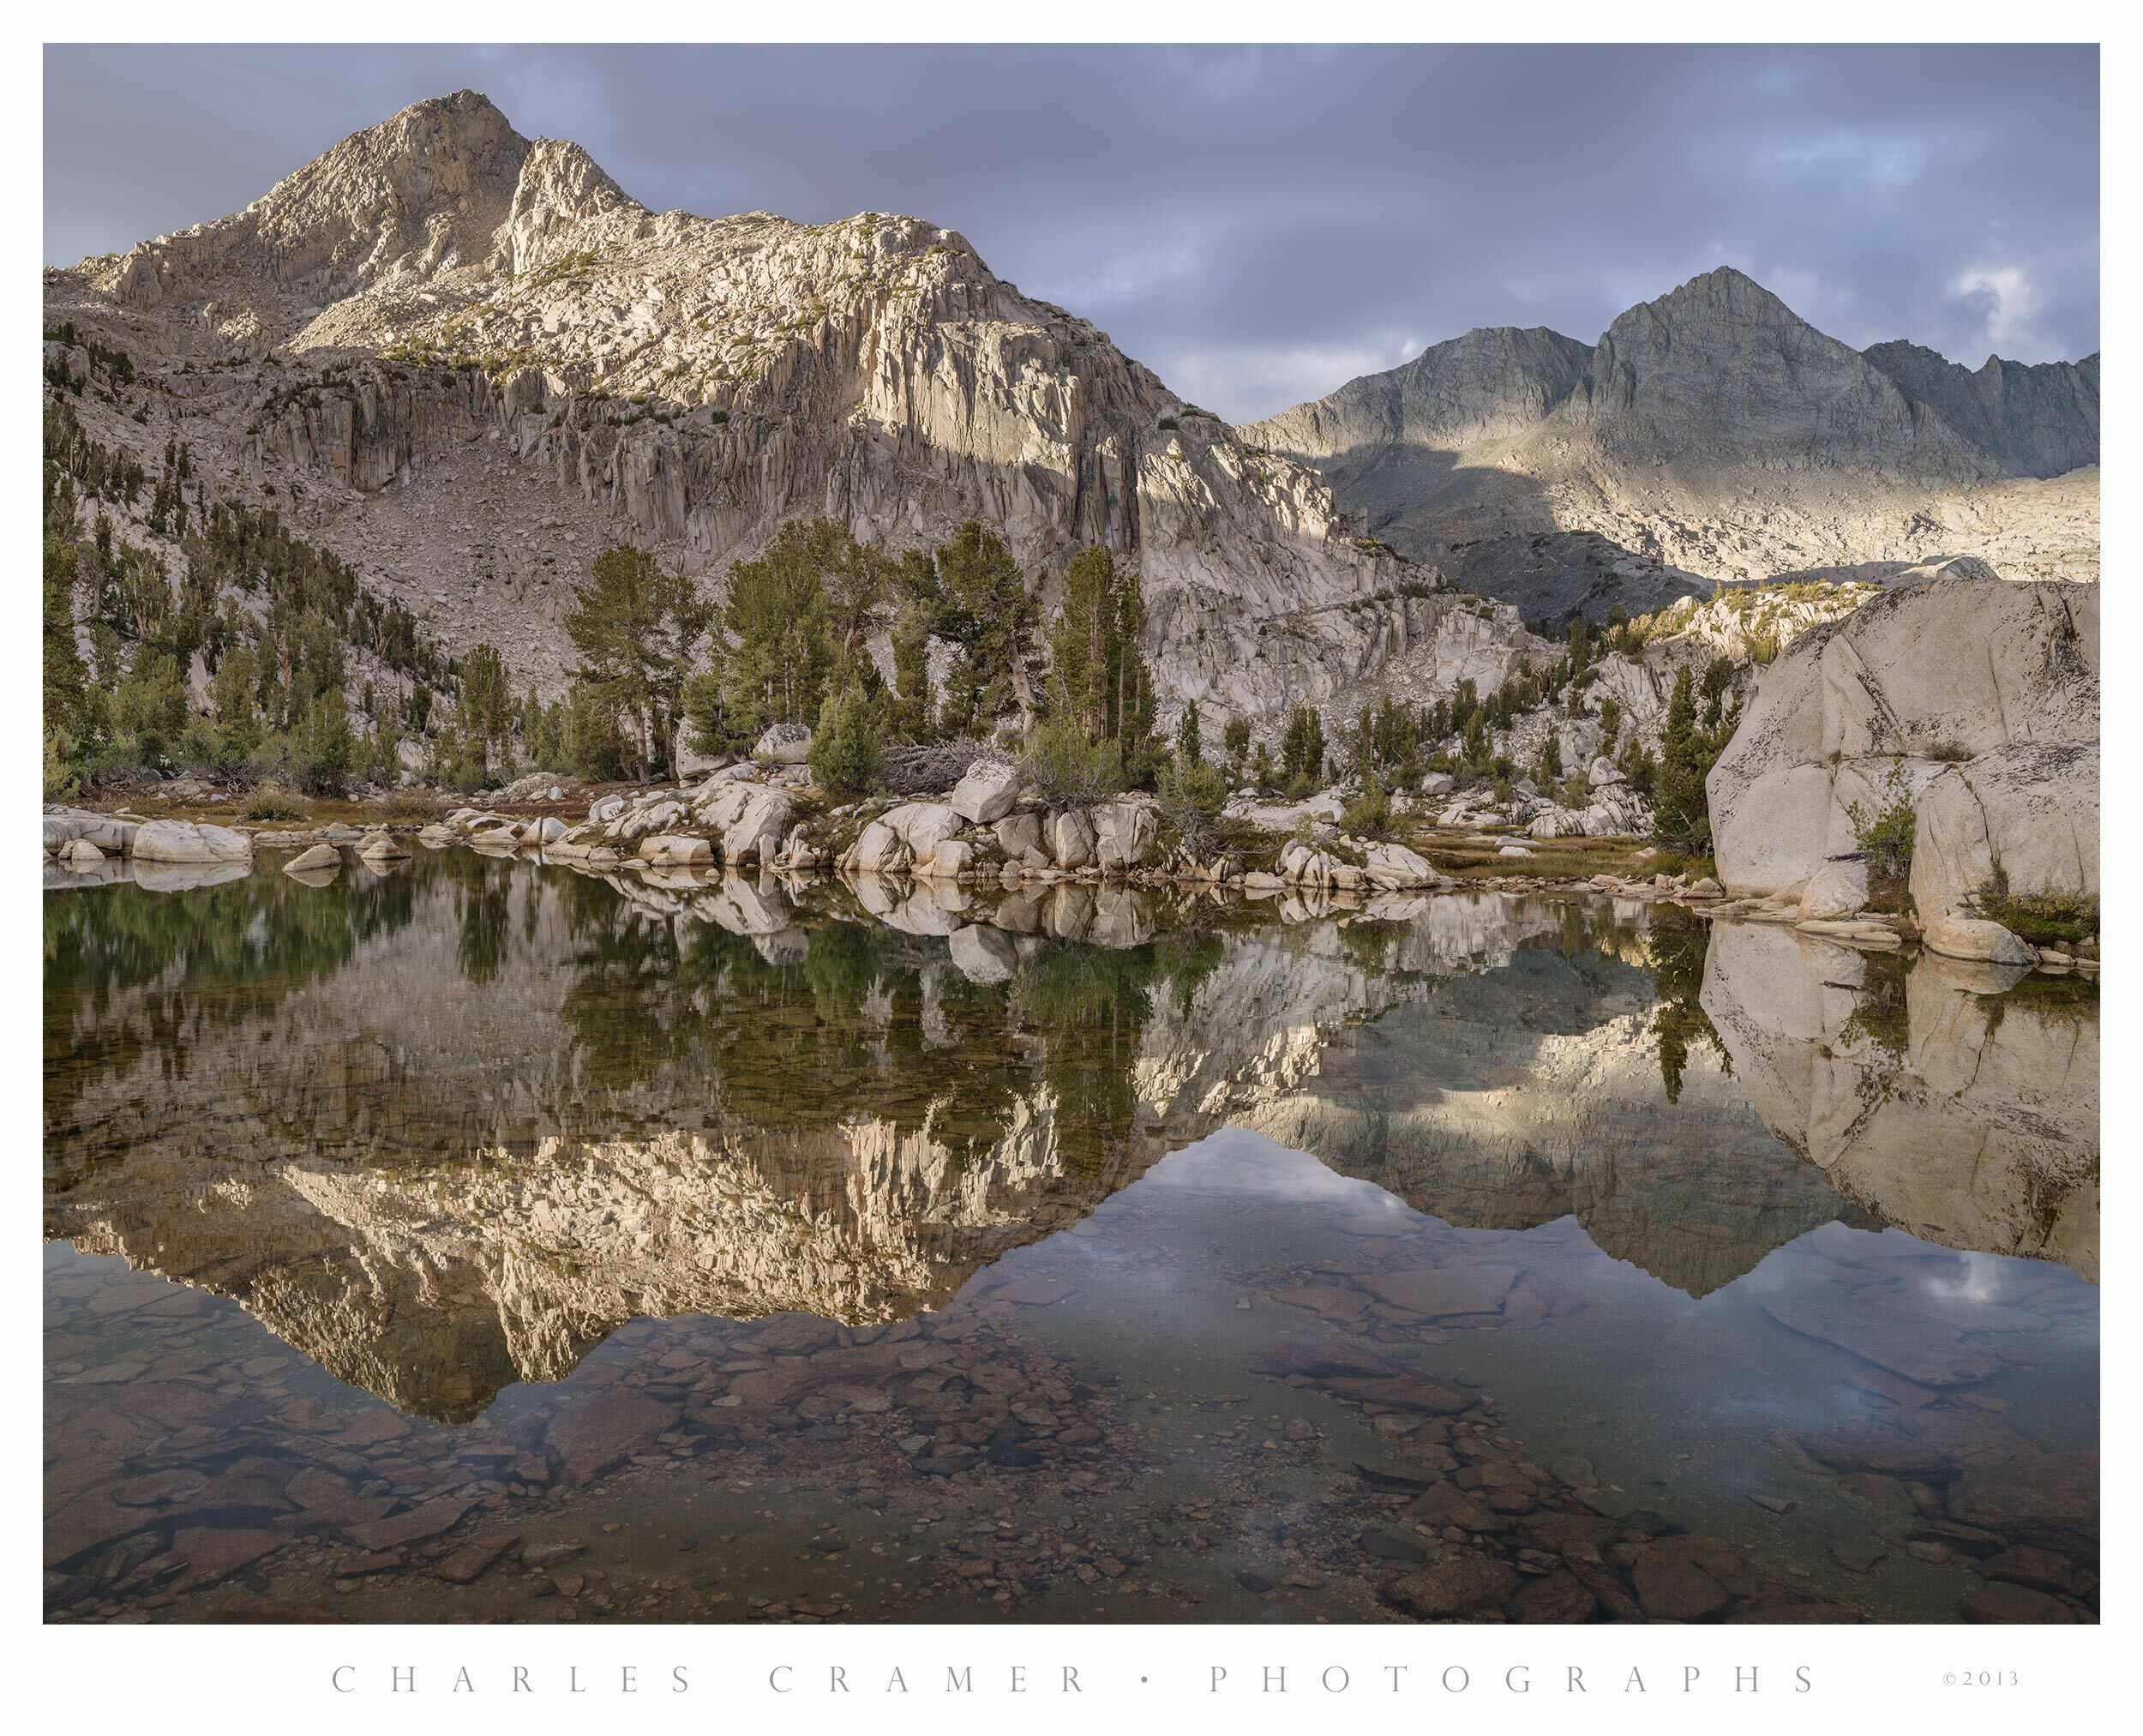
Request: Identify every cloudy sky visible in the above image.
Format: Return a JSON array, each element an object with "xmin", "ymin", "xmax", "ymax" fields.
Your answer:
[{"xmin": 44, "ymin": 43, "xmax": 2099, "ymax": 423}]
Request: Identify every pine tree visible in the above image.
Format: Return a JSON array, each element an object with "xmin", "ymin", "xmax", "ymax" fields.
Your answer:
[
  {"xmin": 457, "ymin": 643, "xmax": 513, "ymax": 776},
  {"xmin": 564, "ymin": 544, "xmax": 709, "ymax": 780},
  {"xmin": 809, "ymin": 684, "xmax": 885, "ymax": 798},
  {"xmin": 891, "ymin": 600, "xmax": 934, "ymax": 742},
  {"xmin": 1653, "ymin": 665, "xmax": 1718, "ymax": 853},
  {"xmin": 908, "ymin": 522, "xmax": 1041, "ymax": 736},
  {"xmin": 1280, "ymin": 706, "xmax": 1326, "ymax": 792},
  {"xmin": 1174, "ymin": 701, "xmax": 1202, "ymax": 766},
  {"xmin": 42, "ymin": 534, "xmax": 87, "ymax": 763}
]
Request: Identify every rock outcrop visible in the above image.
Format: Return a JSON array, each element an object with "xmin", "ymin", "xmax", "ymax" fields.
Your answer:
[
  {"xmin": 1706, "ymin": 574, "xmax": 2098, "ymax": 928},
  {"xmin": 1244, "ymin": 267, "xmax": 2099, "ymax": 620},
  {"xmin": 129, "ymin": 820, "xmax": 254, "ymax": 864}
]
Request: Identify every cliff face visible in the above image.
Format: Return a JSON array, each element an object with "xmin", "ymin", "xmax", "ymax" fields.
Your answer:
[
  {"xmin": 1863, "ymin": 342, "xmax": 2101, "ymax": 480},
  {"xmin": 1243, "ymin": 267, "xmax": 2100, "ymax": 621},
  {"xmin": 1704, "ymin": 574, "xmax": 2098, "ymax": 920},
  {"xmin": 45, "ymin": 90, "xmax": 1528, "ymax": 719}
]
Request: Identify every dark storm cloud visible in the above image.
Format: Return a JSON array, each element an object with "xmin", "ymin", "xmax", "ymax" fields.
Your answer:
[{"xmin": 44, "ymin": 43, "xmax": 2099, "ymax": 423}]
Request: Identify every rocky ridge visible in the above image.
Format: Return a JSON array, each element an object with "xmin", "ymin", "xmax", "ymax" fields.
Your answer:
[
  {"xmin": 45, "ymin": 90, "xmax": 1506, "ymax": 721},
  {"xmin": 1243, "ymin": 268, "xmax": 2099, "ymax": 622}
]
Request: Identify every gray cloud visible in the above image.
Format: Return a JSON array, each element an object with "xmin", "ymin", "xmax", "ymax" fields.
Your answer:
[{"xmin": 44, "ymin": 43, "xmax": 2098, "ymax": 423}]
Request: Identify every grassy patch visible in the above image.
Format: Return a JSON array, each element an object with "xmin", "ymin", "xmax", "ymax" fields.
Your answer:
[
  {"xmin": 1416, "ymin": 829, "xmax": 1656, "ymax": 881},
  {"xmin": 240, "ymin": 784, "xmax": 311, "ymax": 822},
  {"xmin": 1972, "ymin": 887, "xmax": 2098, "ymax": 946}
]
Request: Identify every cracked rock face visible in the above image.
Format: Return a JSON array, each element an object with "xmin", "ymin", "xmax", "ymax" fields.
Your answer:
[
  {"xmin": 1243, "ymin": 267, "xmax": 2099, "ymax": 622},
  {"xmin": 1705, "ymin": 573, "xmax": 2098, "ymax": 916},
  {"xmin": 45, "ymin": 88, "xmax": 1503, "ymax": 723}
]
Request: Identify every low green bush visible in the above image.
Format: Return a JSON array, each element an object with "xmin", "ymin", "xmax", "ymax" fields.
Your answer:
[
  {"xmin": 242, "ymin": 784, "xmax": 312, "ymax": 821},
  {"xmin": 1021, "ymin": 722, "xmax": 1124, "ymax": 806}
]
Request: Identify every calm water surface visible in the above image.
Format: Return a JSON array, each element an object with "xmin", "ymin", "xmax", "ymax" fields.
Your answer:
[{"xmin": 44, "ymin": 849, "xmax": 2098, "ymax": 1623}]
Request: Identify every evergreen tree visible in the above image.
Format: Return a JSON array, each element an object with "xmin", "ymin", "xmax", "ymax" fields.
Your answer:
[
  {"xmin": 1174, "ymin": 701, "xmax": 1202, "ymax": 766},
  {"xmin": 1280, "ymin": 706, "xmax": 1326, "ymax": 791},
  {"xmin": 890, "ymin": 599, "xmax": 934, "ymax": 742},
  {"xmin": 42, "ymin": 534, "xmax": 87, "ymax": 769},
  {"xmin": 1652, "ymin": 665, "xmax": 1725, "ymax": 853},
  {"xmin": 563, "ymin": 544, "xmax": 708, "ymax": 780},
  {"xmin": 457, "ymin": 642, "xmax": 513, "ymax": 775},
  {"xmin": 1222, "ymin": 715, "xmax": 1252, "ymax": 776},
  {"xmin": 288, "ymin": 688, "xmax": 354, "ymax": 793},
  {"xmin": 904, "ymin": 522, "xmax": 1041, "ymax": 737},
  {"xmin": 809, "ymin": 684, "xmax": 885, "ymax": 798}
]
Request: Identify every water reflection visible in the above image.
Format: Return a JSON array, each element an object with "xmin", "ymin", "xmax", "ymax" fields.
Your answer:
[{"xmin": 43, "ymin": 855, "xmax": 2098, "ymax": 1623}]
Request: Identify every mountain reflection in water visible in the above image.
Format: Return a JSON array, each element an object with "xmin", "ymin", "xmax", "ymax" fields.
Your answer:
[{"xmin": 43, "ymin": 852, "xmax": 2098, "ymax": 1624}]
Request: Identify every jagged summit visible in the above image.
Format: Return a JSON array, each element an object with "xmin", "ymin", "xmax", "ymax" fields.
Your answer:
[
  {"xmin": 1252, "ymin": 324, "xmax": 1590, "ymax": 461},
  {"xmin": 1861, "ymin": 339, "xmax": 2099, "ymax": 479},
  {"xmin": 1241, "ymin": 265, "xmax": 2098, "ymax": 619},
  {"xmin": 77, "ymin": 91, "xmax": 649, "ymax": 321},
  {"xmin": 46, "ymin": 91, "xmax": 1484, "ymax": 721}
]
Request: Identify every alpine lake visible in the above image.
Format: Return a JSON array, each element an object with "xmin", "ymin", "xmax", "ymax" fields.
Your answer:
[{"xmin": 44, "ymin": 843, "xmax": 2098, "ymax": 1625}]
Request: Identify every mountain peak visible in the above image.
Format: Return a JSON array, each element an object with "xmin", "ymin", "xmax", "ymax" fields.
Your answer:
[{"xmin": 1623, "ymin": 265, "xmax": 1801, "ymax": 331}]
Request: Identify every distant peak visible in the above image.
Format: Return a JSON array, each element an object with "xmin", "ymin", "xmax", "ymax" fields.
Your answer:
[{"xmin": 1650, "ymin": 265, "xmax": 1791, "ymax": 314}]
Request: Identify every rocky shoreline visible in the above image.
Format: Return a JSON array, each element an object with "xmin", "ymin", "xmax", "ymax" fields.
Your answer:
[{"xmin": 44, "ymin": 764, "xmax": 2098, "ymax": 982}]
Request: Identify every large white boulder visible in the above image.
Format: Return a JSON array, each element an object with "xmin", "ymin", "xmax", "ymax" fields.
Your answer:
[
  {"xmin": 993, "ymin": 812, "xmax": 1043, "ymax": 857},
  {"xmin": 1922, "ymin": 915, "xmax": 2034, "ymax": 966},
  {"xmin": 1362, "ymin": 841, "xmax": 1446, "ymax": 890},
  {"xmin": 1708, "ymin": 576, "xmax": 2098, "ymax": 904},
  {"xmin": 1796, "ymin": 858, "xmax": 1870, "ymax": 922},
  {"xmin": 1528, "ymin": 809, "xmax": 1587, "ymax": 839},
  {"xmin": 639, "ymin": 833, "xmax": 713, "ymax": 867},
  {"xmin": 1049, "ymin": 809, "xmax": 1096, "ymax": 868},
  {"xmin": 1909, "ymin": 739, "xmax": 2098, "ymax": 925},
  {"xmin": 130, "ymin": 820, "xmax": 254, "ymax": 863},
  {"xmin": 950, "ymin": 759, "xmax": 1021, "ymax": 825},
  {"xmin": 753, "ymin": 722, "xmax": 813, "ymax": 765},
  {"xmin": 914, "ymin": 838, "xmax": 974, "ymax": 880},
  {"xmin": 284, "ymin": 844, "xmax": 339, "ymax": 875},
  {"xmin": 848, "ymin": 820, "xmax": 910, "ymax": 875},
  {"xmin": 697, "ymin": 783, "xmax": 794, "ymax": 864},
  {"xmin": 873, "ymin": 802, "xmax": 964, "ymax": 856},
  {"xmin": 1091, "ymin": 801, "xmax": 1157, "ymax": 868},
  {"xmin": 45, "ymin": 809, "xmax": 139, "ymax": 855}
]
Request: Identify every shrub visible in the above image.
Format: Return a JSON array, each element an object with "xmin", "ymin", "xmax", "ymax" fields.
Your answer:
[
  {"xmin": 242, "ymin": 784, "xmax": 312, "ymax": 822},
  {"xmin": 1340, "ymin": 778, "xmax": 1397, "ymax": 839},
  {"xmin": 1021, "ymin": 722, "xmax": 1124, "ymax": 805},
  {"xmin": 1156, "ymin": 755, "xmax": 1231, "ymax": 857},
  {"xmin": 1846, "ymin": 760, "xmax": 1916, "ymax": 881},
  {"xmin": 810, "ymin": 687, "xmax": 884, "ymax": 799},
  {"xmin": 285, "ymin": 690, "xmax": 356, "ymax": 795}
]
